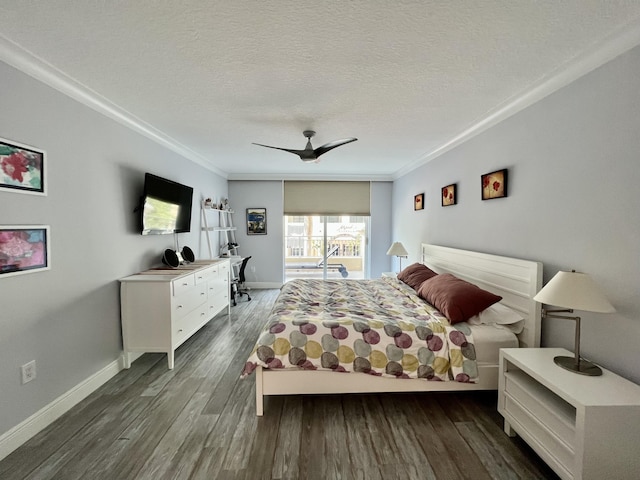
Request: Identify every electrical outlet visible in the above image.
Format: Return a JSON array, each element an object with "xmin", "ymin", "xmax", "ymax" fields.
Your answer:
[{"xmin": 21, "ymin": 360, "xmax": 36, "ymax": 384}]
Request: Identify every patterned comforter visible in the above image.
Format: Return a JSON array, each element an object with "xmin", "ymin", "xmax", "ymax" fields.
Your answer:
[{"xmin": 242, "ymin": 277, "xmax": 478, "ymax": 382}]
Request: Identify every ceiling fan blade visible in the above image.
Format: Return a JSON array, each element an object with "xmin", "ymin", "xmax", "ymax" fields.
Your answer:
[
  {"xmin": 252, "ymin": 143, "xmax": 307, "ymax": 157},
  {"xmin": 314, "ymin": 137, "xmax": 358, "ymax": 158}
]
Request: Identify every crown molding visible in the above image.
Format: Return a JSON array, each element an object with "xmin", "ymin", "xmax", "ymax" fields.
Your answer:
[
  {"xmin": 227, "ymin": 172, "xmax": 393, "ymax": 181},
  {"xmin": 0, "ymin": 34, "xmax": 227, "ymax": 179},
  {"xmin": 394, "ymin": 20, "xmax": 640, "ymax": 179}
]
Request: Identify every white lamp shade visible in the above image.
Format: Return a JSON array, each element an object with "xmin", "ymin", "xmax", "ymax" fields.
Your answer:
[
  {"xmin": 533, "ymin": 271, "xmax": 615, "ymax": 313},
  {"xmin": 386, "ymin": 242, "xmax": 408, "ymax": 257}
]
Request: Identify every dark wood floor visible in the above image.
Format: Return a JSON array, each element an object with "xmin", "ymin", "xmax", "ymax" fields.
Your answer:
[{"xmin": 0, "ymin": 289, "xmax": 558, "ymax": 480}]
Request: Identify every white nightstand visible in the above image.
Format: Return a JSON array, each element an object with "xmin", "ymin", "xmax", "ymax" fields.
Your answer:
[{"xmin": 498, "ymin": 348, "xmax": 640, "ymax": 480}]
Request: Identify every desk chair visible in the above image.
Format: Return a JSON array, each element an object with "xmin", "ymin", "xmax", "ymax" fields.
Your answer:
[{"xmin": 231, "ymin": 256, "xmax": 252, "ymax": 306}]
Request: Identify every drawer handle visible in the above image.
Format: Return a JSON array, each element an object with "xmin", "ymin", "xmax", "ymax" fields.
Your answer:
[
  {"xmin": 201, "ymin": 292, "xmax": 205, "ymax": 296},
  {"xmin": 201, "ymin": 312, "xmax": 206, "ymax": 316},
  {"xmin": 182, "ymin": 282, "xmax": 188, "ymax": 286},
  {"xmin": 177, "ymin": 305, "xmax": 183, "ymax": 309},
  {"xmin": 178, "ymin": 329, "xmax": 183, "ymax": 333}
]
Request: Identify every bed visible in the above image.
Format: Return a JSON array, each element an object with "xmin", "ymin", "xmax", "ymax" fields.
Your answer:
[{"xmin": 245, "ymin": 244, "xmax": 542, "ymax": 415}]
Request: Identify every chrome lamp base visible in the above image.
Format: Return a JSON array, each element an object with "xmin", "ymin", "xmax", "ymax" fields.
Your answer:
[{"xmin": 554, "ymin": 355, "xmax": 602, "ymax": 376}]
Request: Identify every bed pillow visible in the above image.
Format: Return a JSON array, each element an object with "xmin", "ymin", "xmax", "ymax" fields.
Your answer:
[
  {"xmin": 417, "ymin": 273, "xmax": 502, "ymax": 324},
  {"xmin": 467, "ymin": 302, "xmax": 525, "ymax": 334},
  {"xmin": 396, "ymin": 263, "xmax": 438, "ymax": 290}
]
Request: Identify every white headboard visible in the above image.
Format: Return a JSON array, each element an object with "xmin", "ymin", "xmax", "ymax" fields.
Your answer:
[{"xmin": 421, "ymin": 244, "xmax": 543, "ymax": 348}]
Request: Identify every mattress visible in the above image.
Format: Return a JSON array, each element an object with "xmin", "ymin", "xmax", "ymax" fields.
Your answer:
[{"xmin": 469, "ymin": 324, "xmax": 519, "ymax": 364}]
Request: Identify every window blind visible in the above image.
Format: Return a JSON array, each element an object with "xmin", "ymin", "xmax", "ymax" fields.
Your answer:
[{"xmin": 283, "ymin": 181, "xmax": 371, "ymax": 215}]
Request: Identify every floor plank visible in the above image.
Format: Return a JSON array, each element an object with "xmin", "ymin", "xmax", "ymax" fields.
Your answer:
[{"xmin": 0, "ymin": 289, "xmax": 559, "ymax": 480}]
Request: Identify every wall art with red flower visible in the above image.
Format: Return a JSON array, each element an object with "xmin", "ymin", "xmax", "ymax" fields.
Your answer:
[
  {"xmin": 441, "ymin": 183, "xmax": 457, "ymax": 206},
  {"xmin": 481, "ymin": 169, "xmax": 508, "ymax": 200},
  {"xmin": 0, "ymin": 226, "xmax": 50, "ymax": 278},
  {"xmin": 0, "ymin": 138, "xmax": 46, "ymax": 195},
  {"xmin": 414, "ymin": 193, "xmax": 424, "ymax": 211}
]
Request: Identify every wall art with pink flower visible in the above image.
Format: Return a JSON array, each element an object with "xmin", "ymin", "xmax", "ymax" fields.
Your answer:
[
  {"xmin": 481, "ymin": 168, "xmax": 508, "ymax": 200},
  {"xmin": 0, "ymin": 226, "xmax": 50, "ymax": 278},
  {"xmin": 0, "ymin": 138, "xmax": 46, "ymax": 195}
]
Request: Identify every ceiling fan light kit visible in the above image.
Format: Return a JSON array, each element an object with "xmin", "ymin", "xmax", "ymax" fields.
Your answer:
[{"xmin": 253, "ymin": 130, "xmax": 357, "ymax": 163}]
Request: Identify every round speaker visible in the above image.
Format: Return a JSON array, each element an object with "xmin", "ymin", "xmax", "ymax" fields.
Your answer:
[
  {"xmin": 181, "ymin": 246, "xmax": 195, "ymax": 263},
  {"xmin": 162, "ymin": 249, "xmax": 180, "ymax": 268}
]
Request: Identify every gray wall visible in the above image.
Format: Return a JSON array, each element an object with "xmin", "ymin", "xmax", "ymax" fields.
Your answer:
[
  {"xmin": 228, "ymin": 181, "xmax": 284, "ymax": 286},
  {"xmin": 393, "ymin": 45, "xmax": 640, "ymax": 383},
  {"xmin": 0, "ymin": 61, "xmax": 227, "ymax": 437},
  {"xmin": 229, "ymin": 180, "xmax": 394, "ymax": 284}
]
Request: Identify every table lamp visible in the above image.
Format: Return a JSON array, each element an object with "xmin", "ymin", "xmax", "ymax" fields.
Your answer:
[
  {"xmin": 533, "ymin": 270, "xmax": 615, "ymax": 376},
  {"xmin": 386, "ymin": 241, "xmax": 408, "ymax": 272}
]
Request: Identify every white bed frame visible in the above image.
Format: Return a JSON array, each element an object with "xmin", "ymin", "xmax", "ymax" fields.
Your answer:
[{"xmin": 254, "ymin": 244, "xmax": 542, "ymax": 415}]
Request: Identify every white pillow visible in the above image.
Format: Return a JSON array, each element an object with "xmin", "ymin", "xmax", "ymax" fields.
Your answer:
[{"xmin": 467, "ymin": 302, "xmax": 525, "ymax": 333}]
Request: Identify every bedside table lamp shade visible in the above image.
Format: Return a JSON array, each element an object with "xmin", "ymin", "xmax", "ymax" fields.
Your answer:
[
  {"xmin": 386, "ymin": 242, "xmax": 408, "ymax": 272},
  {"xmin": 534, "ymin": 270, "xmax": 615, "ymax": 376}
]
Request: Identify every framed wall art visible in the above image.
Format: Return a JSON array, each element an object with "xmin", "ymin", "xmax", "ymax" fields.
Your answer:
[
  {"xmin": 246, "ymin": 208, "xmax": 267, "ymax": 235},
  {"xmin": 442, "ymin": 184, "xmax": 457, "ymax": 206},
  {"xmin": 0, "ymin": 225, "xmax": 51, "ymax": 278},
  {"xmin": 0, "ymin": 138, "xmax": 46, "ymax": 195},
  {"xmin": 481, "ymin": 169, "xmax": 508, "ymax": 200},
  {"xmin": 414, "ymin": 193, "xmax": 424, "ymax": 211}
]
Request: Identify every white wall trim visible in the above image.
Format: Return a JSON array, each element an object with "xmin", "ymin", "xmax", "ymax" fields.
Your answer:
[
  {"xmin": 0, "ymin": 358, "xmax": 123, "ymax": 461},
  {"xmin": 245, "ymin": 282, "xmax": 283, "ymax": 290},
  {"xmin": 394, "ymin": 20, "xmax": 640, "ymax": 179},
  {"xmin": 228, "ymin": 172, "xmax": 394, "ymax": 181},
  {"xmin": 0, "ymin": 34, "xmax": 227, "ymax": 179}
]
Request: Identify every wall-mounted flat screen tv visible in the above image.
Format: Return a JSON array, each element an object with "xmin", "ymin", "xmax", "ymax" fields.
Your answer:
[{"xmin": 140, "ymin": 173, "xmax": 193, "ymax": 235}]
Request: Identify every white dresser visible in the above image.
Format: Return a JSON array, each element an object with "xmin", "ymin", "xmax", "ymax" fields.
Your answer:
[
  {"xmin": 119, "ymin": 259, "xmax": 230, "ymax": 369},
  {"xmin": 498, "ymin": 348, "xmax": 640, "ymax": 480}
]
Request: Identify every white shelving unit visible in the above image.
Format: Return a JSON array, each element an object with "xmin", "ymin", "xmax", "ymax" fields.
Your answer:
[
  {"xmin": 201, "ymin": 201, "xmax": 243, "ymax": 279},
  {"xmin": 498, "ymin": 348, "xmax": 640, "ymax": 480}
]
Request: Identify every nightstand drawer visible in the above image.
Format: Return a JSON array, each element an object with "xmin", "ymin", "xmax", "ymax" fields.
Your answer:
[
  {"xmin": 504, "ymin": 395, "xmax": 574, "ymax": 475},
  {"xmin": 504, "ymin": 370, "xmax": 576, "ymax": 447}
]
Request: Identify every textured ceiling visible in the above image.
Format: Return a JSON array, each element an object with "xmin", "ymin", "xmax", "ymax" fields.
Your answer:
[{"xmin": 1, "ymin": 1, "xmax": 640, "ymax": 180}]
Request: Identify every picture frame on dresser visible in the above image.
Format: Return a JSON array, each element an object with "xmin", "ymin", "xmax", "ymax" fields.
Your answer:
[
  {"xmin": 0, "ymin": 225, "xmax": 51, "ymax": 278},
  {"xmin": 0, "ymin": 137, "xmax": 46, "ymax": 195}
]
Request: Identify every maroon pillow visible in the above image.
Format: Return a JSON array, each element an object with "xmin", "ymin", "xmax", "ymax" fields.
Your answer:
[
  {"xmin": 417, "ymin": 273, "xmax": 502, "ymax": 324},
  {"xmin": 397, "ymin": 263, "xmax": 438, "ymax": 290}
]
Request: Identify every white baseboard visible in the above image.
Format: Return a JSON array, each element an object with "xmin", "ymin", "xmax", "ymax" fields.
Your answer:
[
  {"xmin": 245, "ymin": 282, "xmax": 283, "ymax": 289},
  {"xmin": 0, "ymin": 357, "xmax": 124, "ymax": 461}
]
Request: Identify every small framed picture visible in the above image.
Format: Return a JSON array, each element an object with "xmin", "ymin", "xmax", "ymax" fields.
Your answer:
[
  {"xmin": 0, "ymin": 138, "xmax": 46, "ymax": 195},
  {"xmin": 246, "ymin": 208, "xmax": 267, "ymax": 235},
  {"xmin": 414, "ymin": 193, "xmax": 424, "ymax": 210},
  {"xmin": 481, "ymin": 169, "xmax": 508, "ymax": 200},
  {"xmin": 0, "ymin": 225, "xmax": 51, "ymax": 278},
  {"xmin": 442, "ymin": 184, "xmax": 457, "ymax": 206}
]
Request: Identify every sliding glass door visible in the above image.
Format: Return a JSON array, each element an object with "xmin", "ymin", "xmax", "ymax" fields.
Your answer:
[{"xmin": 284, "ymin": 215, "xmax": 369, "ymax": 281}]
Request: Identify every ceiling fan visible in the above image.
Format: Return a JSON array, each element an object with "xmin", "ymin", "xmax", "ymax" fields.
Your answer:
[{"xmin": 252, "ymin": 130, "xmax": 357, "ymax": 163}]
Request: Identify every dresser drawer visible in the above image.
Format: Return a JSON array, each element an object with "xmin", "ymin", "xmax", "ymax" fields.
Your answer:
[
  {"xmin": 172, "ymin": 283, "xmax": 207, "ymax": 318},
  {"xmin": 195, "ymin": 264, "xmax": 218, "ymax": 284},
  {"xmin": 504, "ymin": 395, "xmax": 574, "ymax": 475},
  {"xmin": 172, "ymin": 274, "xmax": 195, "ymax": 296},
  {"xmin": 173, "ymin": 304, "xmax": 209, "ymax": 345},
  {"xmin": 504, "ymin": 370, "xmax": 576, "ymax": 447},
  {"xmin": 218, "ymin": 261, "xmax": 229, "ymax": 278}
]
